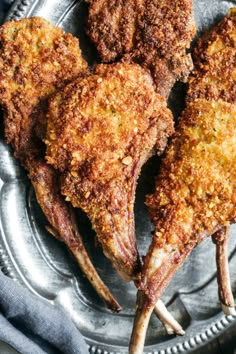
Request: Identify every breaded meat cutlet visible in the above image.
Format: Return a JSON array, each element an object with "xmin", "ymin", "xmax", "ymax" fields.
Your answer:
[
  {"xmin": 129, "ymin": 12, "xmax": 236, "ymax": 354},
  {"xmin": 0, "ymin": 17, "xmax": 120, "ymax": 312},
  {"xmin": 45, "ymin": 62, "xmax": 174, "ymax": 281},
  {"xmin": 86, "ymin": 0, "xmax": 196, "ymax": 97}
]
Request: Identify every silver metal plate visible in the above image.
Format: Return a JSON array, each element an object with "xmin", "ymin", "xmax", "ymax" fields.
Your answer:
[{"xmin": 2, "ymin": 1, "xmax": 236, "ymax": 353}]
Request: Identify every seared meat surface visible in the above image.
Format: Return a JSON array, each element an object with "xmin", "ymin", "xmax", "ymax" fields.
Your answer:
[
  {"xmin": 0, "ymin": 17, "xmax": 120, "ymax": 311},
  {"xmin": 86, "ymin": 0, "xmax": 196, "ymax": 96},
  {"xmin": 45, "ymin": 62, "xmax": 174, "ymax": 281},
  {"xmin": 129, "ymin": 12, "xmax": 236, "ymax": 354}
]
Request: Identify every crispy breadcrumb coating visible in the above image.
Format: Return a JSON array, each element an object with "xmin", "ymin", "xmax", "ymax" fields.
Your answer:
[{"xmin": 188, "ymin": 15, "xmax": 236, "ymax": 104}]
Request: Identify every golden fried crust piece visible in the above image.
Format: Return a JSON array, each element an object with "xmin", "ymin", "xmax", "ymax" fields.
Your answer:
[
  {"xmin": 86, "ymin": 0, "xmax": 196, "ymax": 97},
  {"xmin": 45, "ymin": 62, "xmax": 174, "ymax": 280},
  {"xmin": 0, "ymin": 17, "xmax": 88, "ymax": 163},
  {"xmin": 188, "ymin": 16, "xmax": 236, "ymax": 103}
]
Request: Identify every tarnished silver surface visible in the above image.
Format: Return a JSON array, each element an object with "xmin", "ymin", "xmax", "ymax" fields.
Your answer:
[{"xmin": 1, "ymin": 1, "xmax": 236, "ymax": 353}]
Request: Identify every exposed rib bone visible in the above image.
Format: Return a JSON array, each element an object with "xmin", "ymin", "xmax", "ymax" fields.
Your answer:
[
  {"xmin": 134, "ymin": 277, "xmax": 184, "ymax": 336},
  {"xmin": 129, "ymin": 290, "xmax": 154, "ymax": 354},
  {"xmin": 29, "ymin": 159, "xmax": 121, "ymax": 312},
  {"xmin": 129, "ymin": 296, "xmax": 185, "ymax": 354},
  {"xmin": 130, "ymin": 244, "xmax": 194, "ymax": 354},
  {"xmin": 212, "ymin": 226, "xmax": 235, "ymax": 316},
  {"xmin": 154, "ymin": 300, "xmax": 185, "ymax": 335}
]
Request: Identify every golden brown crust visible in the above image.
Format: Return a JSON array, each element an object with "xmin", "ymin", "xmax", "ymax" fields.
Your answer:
[
  {"xmin": 0, "ymin": 17, "xmax": 88, "ymax": 163},
  {"xmin": 86, "ymin": 0, "xmax": 196, "ymax": 96},
  {"xmin": 45, "ymin": 62, "xmax": 174, "ymax": 280},
  {"xmin": 188, "ymin": 16, "xmax": 236, "ymax": 103}
]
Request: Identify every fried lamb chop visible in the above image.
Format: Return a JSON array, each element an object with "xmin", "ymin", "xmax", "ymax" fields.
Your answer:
[
  {"xmin": 86, "ymin": 0, "xmax": 196, "ymax": 97},
  {"xmin": 0, "ymin": 17, "xmax": 120, "ymax": 311},
  {"xmin": 45, "ymin": 62, "xmax": 174, "ymax": 280},
  {"xmin": 129, "ymin": 12, "xmax": 236, "ymax": 354},
  {"xmin": 86, "ymin": 0, "xmax": 196, "ymax": 333}
]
